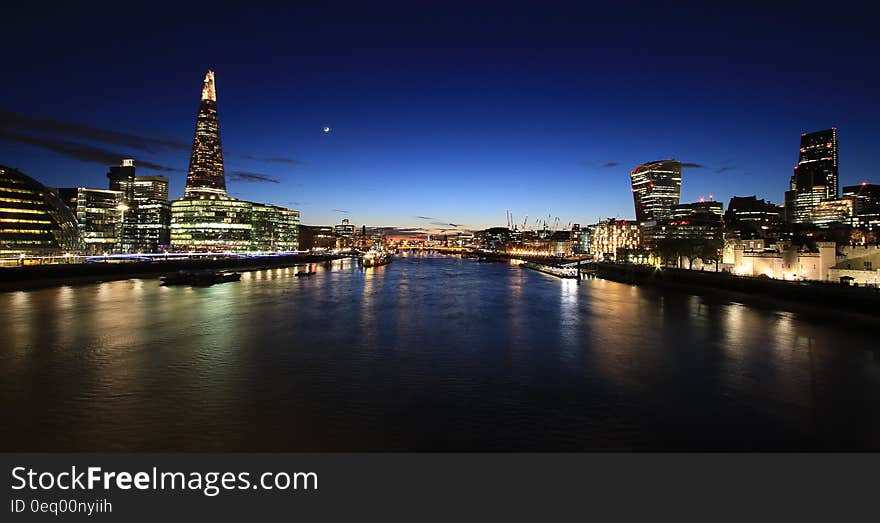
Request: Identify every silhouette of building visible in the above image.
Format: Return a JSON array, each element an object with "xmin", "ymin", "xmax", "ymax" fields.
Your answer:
[
  {"xmin": 724, "ymin": 195, "xmax": 783, "ymax": 235},
  {"xmin": 107, "ymin": 159, "xmax": 136, "ymax": 203}
]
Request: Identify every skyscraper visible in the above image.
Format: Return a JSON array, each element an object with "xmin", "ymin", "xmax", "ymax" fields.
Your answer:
[
  {"xmin": 134, "ymin": 176, "xmax": 170, "ymax": 203},
  {"xmin": 630, "ymin": 160, "xmax": 682, "ymax": 223},
  {"xmin": 793, "ymin": 128, "xmax": 838, "ymax": 198},
  {"xmin": 785, "ymin": 128, "xmax": 840, "ymax": 223},
  {"xmin": 171, "ymin": 70, "xmax": 300, "ymax": 252},
  {"xmin": 132, "ymin": 175, "xmax": 171, "ymax": 252},
  {"xmin": 107, "ymin": 159, "xmax": 136, "ymax": 203},
  {"xmin": 184, "ymin": 70, "xmax": 226, "ymax": 197}
]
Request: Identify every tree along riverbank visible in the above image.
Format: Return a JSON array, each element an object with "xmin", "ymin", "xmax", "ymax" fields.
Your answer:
[{"xmin": 0, "ymin": 254, "xmax": 346, "ymax": 292}]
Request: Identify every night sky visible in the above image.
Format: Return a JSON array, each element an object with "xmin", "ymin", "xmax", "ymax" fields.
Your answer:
[{"xmin": 2, "ymin": 3, "xmax": 877, "ymax": 233}]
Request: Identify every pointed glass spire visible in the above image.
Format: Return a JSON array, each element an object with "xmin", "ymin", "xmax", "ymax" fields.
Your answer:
[{"xmin": 184, "ymin": 70, "xmax": 226, "ymax": 197}]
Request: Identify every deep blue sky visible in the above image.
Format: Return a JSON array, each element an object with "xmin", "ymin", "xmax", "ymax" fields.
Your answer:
[{"xmin": 1, "ymin": 2, "xmax": 877, "ymax": 232}]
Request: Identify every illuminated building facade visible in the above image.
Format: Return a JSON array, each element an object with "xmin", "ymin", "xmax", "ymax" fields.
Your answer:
[
  {"xmin": 128, "ymin": 176, "xmax": 171, "ymax": 252},
  {"xmin": 250, "ymin": 204, "xmax": 300, "ymax": 251},
  {"xmin": 134, "ymin": 176, "xmax": 169, "ymax": 203},
  {"xmin": 59, "ymin": 187, "xmax": 123, "ymax": 255},
  {"xmin": 785, "ymin": 129, "xmax": 839, "ymax": 223},
  {"xmin": 184, "ymin": 70, "xmax": 226, "ymax": 197},
  {"xmin": 808, "ymin": 198, "xmax": 853, "ymax": 228},
  {"xmin": 588, "ymin": 219, "xmax": 640, "ymax": 260},
  {"xmin": 729, "ymin": 240, "xmax": 836, "ymax": 281},
  {"xmin": 333, "ymin": 218, "xmax": 355, "ymax": 248},
  {"xmin": 630, "ymin": 160, "xmax": 682, "ymax": 223},
  {"xmin": 795, "ymin": 128, "xmax": 838, "ymax": 199},
  {"xmin": 0, "ymin": 166, "xmax": 78, "ymax": 258},
  {"xmin": 170, "ymin": 197, "xmax": 252, "ymax": 251},
  {"xmin": 843, "ymin": 183, "xmax": 880, "ymax": 230}
]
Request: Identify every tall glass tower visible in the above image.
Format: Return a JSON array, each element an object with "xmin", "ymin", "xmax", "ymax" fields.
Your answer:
[
  {"xmin": 785, "ymin": 128, "xmax": 839, "ymax": 223},
  {"xmin": 793, "ymin": 128, "xmax": 838, "ymax": 199},
  {"xmin": 184, "ymin": 70, "xmax": 227, "ymax": 197},
  {"xmin": 630, "ymin": 160, "xmax": 682, "ymax": 223}
]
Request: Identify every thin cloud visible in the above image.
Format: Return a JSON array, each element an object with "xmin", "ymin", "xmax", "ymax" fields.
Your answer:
[
  {"xmin": 331, "ymin": 209, "xmax": 350, "ymax": 213},
  {"xmin": 716, "ymin": 166, "xmax": 736, "ymax": 173},
  {"xmin": 228, "ymin": 171, "xmax": 280, "ymax": 183},
  {"xmin": 600, "ymin": 162, "xmax": 620, "ymax": 168},
  {"xmin": 681, "ymin": 162, "xmax": 705, "ymax": 168},
  {"xmin": 242, "ymin": 155, "xmax": 304, "ymax": 165},
  {"xmin": 1, "ymin": 110, "xmax": 303, "ymax": 165},
  {"xmin": 0, "ymin": 109, "xmax": 187, "ymax": 154},
  {"xmin": 415, "ymin": 216, "xmax": 435, "ymax": 220},
  {"xmin": 0, "ymin": 129, "xmax": 181, "ymax": 172}
]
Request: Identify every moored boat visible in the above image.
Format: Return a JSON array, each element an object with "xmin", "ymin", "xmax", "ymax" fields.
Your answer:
[
  {"xmin": 161, "ymin": 270, "xmax": 242, "ymax": 286},
  {"xmin": 362, "ymin": 248, "xmax": 393, "ymax": 268}
]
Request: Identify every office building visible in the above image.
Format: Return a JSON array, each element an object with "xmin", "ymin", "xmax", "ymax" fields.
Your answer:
[
  {"xmin": 107, "ymin": 159, "xmax": 136, "ymax": 203},
  {"xmin": 588, "ymin": 219, "xmax": 641, "ymax": 260},
  {"xmin": 843, "ymin": 183, "xmax": 880, "ymax": 230},
  {"xmin": 251, "ymin": 204, "xmax": 300, "ymax": 251},
  {"xmin": 59, "ymin": 187, "xmax": 123, "ymax": 255},
  {"xmin": 724, "ymin": 195, "xmax": 783, "ymax": 234},
  {"xmin": 785, "ymin": 129, "xmax": 839, "ymax": 223},
  {"xmin": 0, "ymin": 165, "xmax": 79, "ymax": 259},
  {"xmin": 630, "ymin": 160, "xmax": 682, "ymax": 223}
]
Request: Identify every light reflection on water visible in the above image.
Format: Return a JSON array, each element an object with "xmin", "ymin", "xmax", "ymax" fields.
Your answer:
[{"xmin": 0, "ymin": 255, "xmax": 879, "ymax": 451}]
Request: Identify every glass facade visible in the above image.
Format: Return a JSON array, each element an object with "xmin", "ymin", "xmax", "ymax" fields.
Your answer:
[
  {"xmin": 0, "ymin": 166, "xmax": 79, "ymax": 257},
  {"xmin": 630, "ymin": 160, "xmax": 682, "ymax": 223},
  {"xmin": 170, "ymin": 196, "xmax": 252, "ymax": 251},
  {"xmin": 184, "ymin": 71, "xmax": 226, "ymax": 197},
  {"xmin": 809, "ymin": 198, "xmax": 853, "ymax": 228},
  {"xmin": 843, "ymin": 183, "xmax": 880, "ymax": 230},
  {"xmin": 57, "ymin": 187, "xmax": 122, "ymax": 255},
  {"xmin": 250, "ymin": 204, "xmax": 300, "ymax": 251},
  {"xmin": 131, "ymin": 175, "xmax": 171, "ymax": 252},
  {"xmin": 785, "ymin": 129, "xmax": 839, "ymax": 223}
]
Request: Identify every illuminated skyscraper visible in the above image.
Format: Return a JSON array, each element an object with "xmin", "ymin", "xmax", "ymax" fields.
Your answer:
[
  {"xmin": 184, "ymin": 70, "xmax": 226, "ymax": 197},
  {"xmin": 630, "ymin": 160, "xmax": 682, "ymax": 223},
  {"xmin": 171, "ymin": 70, "xmax": 300, "ymax": 252},
  {"xmin": 785, "ymin": 129, "xmax": 839, "ymax": 223},
  {"xmin": 793, "ymin": 128, "xmax": 838, "ymax": 199}
]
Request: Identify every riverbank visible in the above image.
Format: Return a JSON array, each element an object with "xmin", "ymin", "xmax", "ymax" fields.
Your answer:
[
  {"xmin": 0, "ymin": 253, "xmax": 346, "ymax": 292},
  {"xmin": 594, "ymin": 262, "xmax": 880, "ymax": 320}
]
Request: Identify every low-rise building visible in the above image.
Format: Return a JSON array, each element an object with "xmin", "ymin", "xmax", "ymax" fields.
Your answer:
[
  {"xmin": 727, "ymin": 240, "xmax": 836, "ymax": 281},
  {"xmin": 588, "ymin": 219, "xmax": 640, "ymax": 260}
]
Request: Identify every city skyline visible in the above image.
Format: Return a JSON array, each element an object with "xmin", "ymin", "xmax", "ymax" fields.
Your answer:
[{"xmin": 1, "ymin": 4, "xmax": 878, "ymax": 231}]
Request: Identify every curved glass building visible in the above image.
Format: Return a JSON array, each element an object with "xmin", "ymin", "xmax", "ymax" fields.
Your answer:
[
  {"xmin": 630, "ymin": 160, "xmax": 682, "ymax": 223},
  {"xmin": 0, "ymin": 165, "xmax": 79, "ymax": 257}
]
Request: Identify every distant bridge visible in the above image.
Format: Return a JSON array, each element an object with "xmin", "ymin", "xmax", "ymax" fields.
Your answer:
[{"xmin": 395, "ymin": 246, "xmax": 473, "ymax": 253}]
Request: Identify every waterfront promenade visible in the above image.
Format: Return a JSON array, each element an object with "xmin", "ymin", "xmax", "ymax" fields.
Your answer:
[{"xmin": 0, "ymin": 253, "xmax": 345, "ymax": 292}]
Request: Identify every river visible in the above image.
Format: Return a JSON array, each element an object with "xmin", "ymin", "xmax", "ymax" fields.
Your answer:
[{"xmin": 1, "ymin": 254, "xmax": 878, "ymax": 450}]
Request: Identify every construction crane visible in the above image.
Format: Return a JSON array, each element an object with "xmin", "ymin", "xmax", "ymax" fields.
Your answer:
[{"xmin": 522, "ymin": 214, "xmax": 528, "ymax": 230}]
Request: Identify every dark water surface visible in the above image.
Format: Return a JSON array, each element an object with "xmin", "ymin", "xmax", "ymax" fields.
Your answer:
[{"xmin": 1, "ymin": 255, "xmax": 878, "ymax": 451}]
